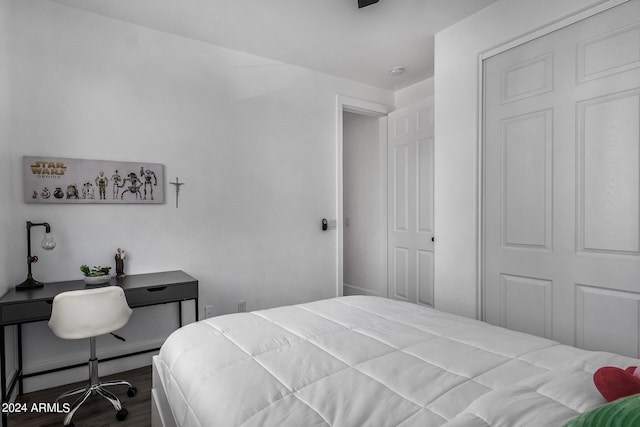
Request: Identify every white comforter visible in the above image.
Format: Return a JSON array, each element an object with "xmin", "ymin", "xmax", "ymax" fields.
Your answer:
[{"xmin": 156, "ymin": 296, "xmax": 638, "ymax": 426}]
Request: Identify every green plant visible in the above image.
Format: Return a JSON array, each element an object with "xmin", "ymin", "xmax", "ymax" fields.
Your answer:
[{"xmin": 80, "ymin": 265, "xmax": 111, "ymax": 277}]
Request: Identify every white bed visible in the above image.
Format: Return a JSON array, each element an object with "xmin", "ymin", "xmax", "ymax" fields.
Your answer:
[{"xmin": 151, "ymin": 296, "xmax": 638, "ymax": 426}]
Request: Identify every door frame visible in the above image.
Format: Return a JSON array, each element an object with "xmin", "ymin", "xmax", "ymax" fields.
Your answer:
[
  {"xmin": 336, "ymin": 95, "xmax": 392, "ymax": 297},
  {"xmin": 476, "ymin": 0, "xmax": 631, "ymax": 320}
]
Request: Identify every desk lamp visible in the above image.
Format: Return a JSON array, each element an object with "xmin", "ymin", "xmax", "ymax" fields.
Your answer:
[{"xmin": 15, "ymin": 221, "xmax": 56, "ymax": 291}]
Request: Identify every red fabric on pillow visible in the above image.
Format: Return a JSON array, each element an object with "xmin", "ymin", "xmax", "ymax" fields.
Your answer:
[{"xmin": 594, "ymin": 366, "xmax": 640, "ymax": 402}]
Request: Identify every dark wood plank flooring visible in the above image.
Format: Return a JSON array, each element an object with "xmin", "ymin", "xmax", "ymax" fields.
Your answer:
[{"xmin": 9, "ymin": 366, "xmax": 151, "ymax": 427}]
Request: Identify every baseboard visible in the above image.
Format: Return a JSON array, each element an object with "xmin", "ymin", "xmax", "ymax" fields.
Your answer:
[
  {"xmin": 23, "ymin": 337, "xmax": 164, "ymax": 375},
  {"xmin": 20, "ymin": 338, "xmax": 164, "ymax": 393},
  {"xmin": 343, "ymin": 283, "xmax": 383, "ymax": 297}
]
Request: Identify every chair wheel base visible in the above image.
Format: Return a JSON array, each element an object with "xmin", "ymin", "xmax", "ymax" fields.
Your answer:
[{"xmin": 116, "ymin": 407, "xmax": 128, "ymax": 421}]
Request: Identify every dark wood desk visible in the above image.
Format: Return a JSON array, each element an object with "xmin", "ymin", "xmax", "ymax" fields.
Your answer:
[{"xmin": 0, "ymin": 270, "xmax": 198, "ymax": 427}]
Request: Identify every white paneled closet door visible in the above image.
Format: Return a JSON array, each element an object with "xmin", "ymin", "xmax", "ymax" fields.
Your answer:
[
  {"xmin": 387, "ymin": 99, "xmax": 434, "ymax": 306},
  {"xmin": 483, "ymin": 0, "xmax": 640, "ymax": 357}
]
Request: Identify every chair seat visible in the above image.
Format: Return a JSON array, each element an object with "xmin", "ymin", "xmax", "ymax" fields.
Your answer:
[{"xmin": 48, "ymin": 285, "xmax": 133, "ymax": 339}]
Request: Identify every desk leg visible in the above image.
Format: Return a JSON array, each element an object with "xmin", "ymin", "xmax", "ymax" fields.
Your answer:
[
  {"xmin": 16, "ymin": 325, "xmax": 22, "ymax": 396},
  {"xmin": 1, "ymin": 325, "xmax": 7, "ymax": 427},
  {"xmin": 176, "ymin": 299, "xmax": 199, "ymax": 328}
]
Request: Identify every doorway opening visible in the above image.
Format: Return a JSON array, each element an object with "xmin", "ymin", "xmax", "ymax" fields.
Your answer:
[{"xmin": 336, "ymin": 95, "xmax": 390, "ymax": 298}]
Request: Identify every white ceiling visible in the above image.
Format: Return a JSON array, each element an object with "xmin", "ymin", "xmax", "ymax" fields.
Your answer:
[{"xmin": 49, "ymin": 0, "xmax": 498, "ymax": 91}]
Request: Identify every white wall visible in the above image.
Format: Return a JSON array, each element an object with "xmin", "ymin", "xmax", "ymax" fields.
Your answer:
[
  {"xmin": 433, "ymin": 0, "xmax": 611, "ymax": 318},
  {"xmin": 394, "ymin": 77, "xmax": 434, "ymax": 110},
  {"xmin": 0, "ymin": 0, "xmax": 14, "ymax": 289},
  {"xmin": 342, "ymin": 112, "xmax": 385, "ymax": 297},
  {"xmin": 0, "ymin": 0, "xmax": 19, "ymax": 393},
  {"xmin": 5, "ymin": 0, "xmax": 393, "ymax": 391}
]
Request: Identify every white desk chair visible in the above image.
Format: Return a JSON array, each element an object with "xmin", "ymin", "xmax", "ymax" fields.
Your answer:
[{"xmin": 48, "ymin": 285, "xmax": 137, "ymax": 427}]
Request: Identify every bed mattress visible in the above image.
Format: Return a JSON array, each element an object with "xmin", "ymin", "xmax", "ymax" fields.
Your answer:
[{"xmin": 155, "ymin": 296, "xmax": 638, "ymax": 426}]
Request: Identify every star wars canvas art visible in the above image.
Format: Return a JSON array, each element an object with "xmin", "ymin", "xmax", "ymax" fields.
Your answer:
[{"xmin": 23, "ymin": 156, "xmax": 164, "ymax": 204}]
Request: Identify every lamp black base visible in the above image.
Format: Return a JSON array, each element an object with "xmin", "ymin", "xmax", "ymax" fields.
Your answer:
[{"xmin": 15, "ymin": 277, "xmax": 44, "ymax": 291}]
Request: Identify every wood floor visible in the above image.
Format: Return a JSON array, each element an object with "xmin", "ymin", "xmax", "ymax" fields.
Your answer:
[{"xmin": 9, "ymin": 366, "xmax": 151, "ymax": 427}]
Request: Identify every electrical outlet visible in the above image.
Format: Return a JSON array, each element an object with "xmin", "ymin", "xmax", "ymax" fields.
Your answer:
[
  {"xmin": 204, "ymin": 305, "xmax": 215, "ymax": 318},
  {"xmin": 237, "ymin": 300, "xmax": 246, "ymax": 313}
]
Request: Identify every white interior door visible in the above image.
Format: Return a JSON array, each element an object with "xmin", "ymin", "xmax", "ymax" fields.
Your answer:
[
  {"xmin": 388, "ymin": 99, "xmax": 434, "ymax": 305},
  {"xmin": 483, "ymin": 0, "xmax": 640, "ymax": 356}
]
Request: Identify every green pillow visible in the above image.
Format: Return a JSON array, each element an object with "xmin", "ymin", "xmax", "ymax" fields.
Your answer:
[{"xmin": 563, "ymin": 394, "xmax": 640, "ymax": 426}]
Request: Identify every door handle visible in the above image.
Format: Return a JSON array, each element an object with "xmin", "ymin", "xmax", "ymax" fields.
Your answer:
[{"xmin": 322, "ymin": 219, "xmax": 328, "ymax": 231}]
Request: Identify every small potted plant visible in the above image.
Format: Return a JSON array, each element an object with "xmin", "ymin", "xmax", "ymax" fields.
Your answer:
[{"xmin": 80, "ymin": 264, "xmax": 112, "ymax": 285}]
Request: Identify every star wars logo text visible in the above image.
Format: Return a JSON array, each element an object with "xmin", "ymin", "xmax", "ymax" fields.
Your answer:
[{"xmin": 31, "ymin": 161, "xmax": 67, "ymax": 178}]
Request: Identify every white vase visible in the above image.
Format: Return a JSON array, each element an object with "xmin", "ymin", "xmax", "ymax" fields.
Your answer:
[{"xmin": 83, "ymin": 275, "xmax": 111, "ymax": 285}]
